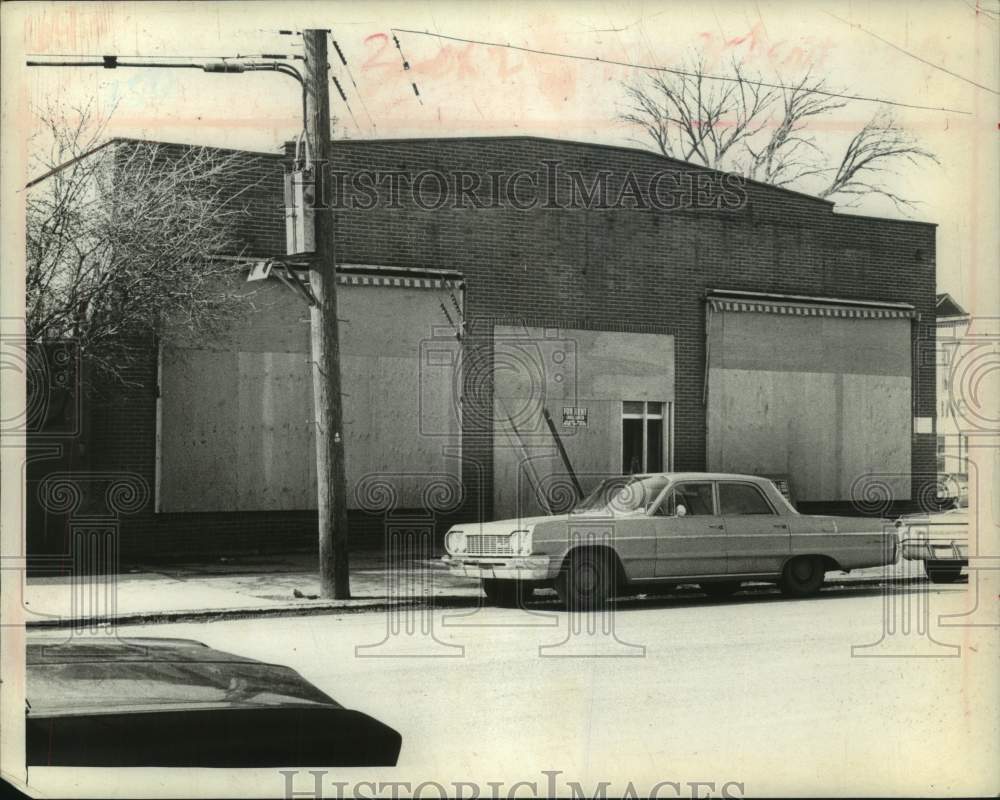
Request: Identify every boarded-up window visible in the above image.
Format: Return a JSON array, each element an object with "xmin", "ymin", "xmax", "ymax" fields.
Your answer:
[
  {"xmin": 158, "ymin": 276, "xmax": 462, "ymax": 512},
  {"xmin": 706, "ymin": 300, "xmax": 912, "ymax": 502}
]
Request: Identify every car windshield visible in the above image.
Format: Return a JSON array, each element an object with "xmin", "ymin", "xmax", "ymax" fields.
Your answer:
[{"xmin": 573, "ymin": 476, "xmax": 668, "ymax": 514}]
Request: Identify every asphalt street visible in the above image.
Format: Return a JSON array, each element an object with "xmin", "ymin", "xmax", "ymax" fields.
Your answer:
[{"xmin": 27, "ymin": 581, "xmax": 998, "ymax": 798}]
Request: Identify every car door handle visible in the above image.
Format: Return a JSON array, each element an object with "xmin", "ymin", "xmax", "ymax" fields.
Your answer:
[
  {"xmin": 708, "ymin": 524, "xmax": 724, "ymax": 530},
  {"xmin": 772, "ymin": 523, "xmax": 788, "ymax": 529}
]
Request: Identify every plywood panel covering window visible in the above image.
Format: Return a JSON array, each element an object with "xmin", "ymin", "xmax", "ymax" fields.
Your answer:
[
  {"xmin": 158, "ymin": 277, "xmax": 461, "ymax": 512},
  {"xmin": 706, "ymin": 305, "xmax": 912, "ymax": 502}
]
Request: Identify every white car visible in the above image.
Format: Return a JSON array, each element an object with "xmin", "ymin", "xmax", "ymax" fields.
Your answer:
[
  {"xmin": 897, "ymin": 501, "xmax": 968, "ymax": 583},
  {"xmin": 443, "ymin": 472, "xmax": 898, "ymax": 609}
]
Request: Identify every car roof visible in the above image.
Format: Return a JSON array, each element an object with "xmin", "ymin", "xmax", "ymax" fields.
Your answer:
[{"xmin": 624, "ymin": 472, "xmax": 774, "ymax": 483}]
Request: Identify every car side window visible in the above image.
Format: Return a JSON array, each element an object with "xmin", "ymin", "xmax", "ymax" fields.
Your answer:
[
  {"xmin": 718, "ymin": 483, "xmax": 775, "ymax": 515},
  {"xmin": 656, "ymin": 482, "xmax": 715, "ymax": 516}
]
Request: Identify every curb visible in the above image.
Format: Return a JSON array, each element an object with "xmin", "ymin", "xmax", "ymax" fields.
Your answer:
[{"xmin": 22, "ymin": 575, "xmax": 938, "ymax": 630}]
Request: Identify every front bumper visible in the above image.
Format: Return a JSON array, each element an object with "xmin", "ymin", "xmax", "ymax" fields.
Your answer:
[
  {"xmin": 900, "ymin": 538, "xmax": 969, "ymax": 563},
  {"xmin": 441, "ymin": 555, "xmax": 559, "ymax": 581}
]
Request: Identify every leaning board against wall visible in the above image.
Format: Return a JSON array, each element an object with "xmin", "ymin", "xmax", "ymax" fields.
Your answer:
[
  {"xmin": 705, "ymin": 292, "xmax": 914, "ymax": 503},
  {"xmin": 492, "ymin": 325, "xmax": 675, "ymax": 520},
  {"xmin": 157, "ymin": 270, "xmax": 463, "ymax": 513}
]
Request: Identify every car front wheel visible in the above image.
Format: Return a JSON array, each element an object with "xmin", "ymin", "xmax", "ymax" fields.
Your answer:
[
  {"xmin": 779, "ymin": 556, "xmax": 826, "ymax": 597},
  {"xmin": 557, "ymin": 549, "xmax": 614, "ymax": 610}
]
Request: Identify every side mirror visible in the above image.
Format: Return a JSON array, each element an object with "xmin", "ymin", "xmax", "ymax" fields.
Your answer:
[{"xmin": 676, "ymin": 504, "xmax": 687, "ymax": 518}]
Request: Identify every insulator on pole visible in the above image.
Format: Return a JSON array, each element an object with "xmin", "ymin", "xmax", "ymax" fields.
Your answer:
[{"xmin": 332, "ymin": 75, "xmax": 348, "ymax": 102}]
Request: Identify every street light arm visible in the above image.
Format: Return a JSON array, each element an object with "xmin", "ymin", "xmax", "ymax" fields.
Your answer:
[
  {"xmin": 26, "ymin": 57, "xmax": 308, "ymax": 134},
  {"xmin": 242, "ymin": 62, "xmax": 307, "ymax": 124}
]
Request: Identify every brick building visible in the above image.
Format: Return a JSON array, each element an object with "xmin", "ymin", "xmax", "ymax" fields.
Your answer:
[{"xmin": 27, "ymin": 136, "xmax": 938, "ymax": 561}]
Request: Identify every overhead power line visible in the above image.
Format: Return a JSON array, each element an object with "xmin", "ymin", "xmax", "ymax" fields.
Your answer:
[
  {"xmin": 329, "ymin": 33, "xmax": 376, "ymax": 132},
  {"xmin": 824, "ymin": 11, "xmax": 999, "ymax": 95},
  {"xmin": 389, "ymin": 32, "xmax": 423, "ymax": 105},
  {"xmin": 26, "ymin": 52, "xmax": 278, "ymax": 60},
  {"xmin": 389, "ymin": 27, "xmax": 970, "ymax": 115}
]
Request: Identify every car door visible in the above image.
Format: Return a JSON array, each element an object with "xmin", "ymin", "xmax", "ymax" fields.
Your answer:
[
  {"xmin": 718, "ymin": 481, "xmax": 790, "ymax": 576},
  {"xmin": 652, "ymin": 481, "xmax": 727, "ymax": 578}
]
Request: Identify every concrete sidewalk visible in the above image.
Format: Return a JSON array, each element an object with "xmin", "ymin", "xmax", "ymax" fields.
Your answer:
[{"xmin": 19, "ymin": 552, "xmax": 932, "ymax": 629}]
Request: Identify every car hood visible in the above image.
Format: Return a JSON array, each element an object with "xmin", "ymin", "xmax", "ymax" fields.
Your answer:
[
  {"xmin": 451, "ymin": 515, "xmax": 558, "ymax": 535},
  {"xmin": 450, "ymin": 509, "xmax": 647, "ymax": 535},
  {"xmin": 27, "ymin": 637, "xmax": 341, "ymax": 717}
]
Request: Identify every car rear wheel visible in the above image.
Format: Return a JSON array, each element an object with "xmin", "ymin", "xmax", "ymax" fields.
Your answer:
[
  {"xmin": 557, "ymin": 550, "xmax": 614, "ymax": 610},
  {"xmin": 700, "ymin": 581, "xmax": 741, "ymax": 600},
  {"xmin": 482, "ymin": 579, "xmax": 534, "ymax": 607},
  {"xmin": 779, "ymin": 556, "xmax": 826, "ymax": 597},
  {"xmin": 925, "ymin": 560, "xmax": 964, "ymax": 583}
]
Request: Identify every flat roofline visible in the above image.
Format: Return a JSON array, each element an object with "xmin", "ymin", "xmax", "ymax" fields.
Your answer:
[
  {"xmin": 831, "ymin": 207, "xmax": 938, "ymax": 228},
  {"xmin": 54, "ymin": 135, "xmax": 937, "ymax": 228},
  {"xmin": 707, "ymin": 288, "xmax": 916, "ymax": 311},
  {"xmin": 329, "ymin": 134, "xmax": 835, "ymax": 208}
]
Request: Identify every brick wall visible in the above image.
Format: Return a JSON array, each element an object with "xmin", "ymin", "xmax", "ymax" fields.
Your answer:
[{"xmin": 28, "ymin": 136, "xmax": 937, "ymax": 561}]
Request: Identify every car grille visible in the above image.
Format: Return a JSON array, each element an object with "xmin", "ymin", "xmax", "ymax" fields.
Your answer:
[{"xmin": 465, "ymin": 534, "xmax": 513, "ymax": 556}]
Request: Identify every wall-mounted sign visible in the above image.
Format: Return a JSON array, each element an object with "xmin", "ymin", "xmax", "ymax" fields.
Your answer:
[
  {"xmin": 562, "ymin": 406, "xmax": 588, "ymax": 427},
  {"xmin": 761, "ymin": 474, "xmax": 793, "ymax": 504}
]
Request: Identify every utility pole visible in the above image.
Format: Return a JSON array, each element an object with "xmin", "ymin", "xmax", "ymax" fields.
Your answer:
[
  {"xmin": 27, "ymin": 39, "xmax": 352, "ymax": 599},
  {"xmin": 303, "ymin": 29, "xmax": 351, "ymax": 599}
]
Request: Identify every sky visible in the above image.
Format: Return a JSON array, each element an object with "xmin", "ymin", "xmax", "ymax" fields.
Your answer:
[{"xmin": 4, "ymin": 0, "xmax": 999, "ymax": 313}]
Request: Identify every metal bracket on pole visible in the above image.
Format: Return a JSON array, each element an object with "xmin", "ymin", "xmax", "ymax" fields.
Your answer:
[
  {"xmin": 280, "ymin": 262, "xmax": 318, "ymax": 306},
  {"xmin": 246, "ymin": 256, "xmax": 318, "ymax": 306}
]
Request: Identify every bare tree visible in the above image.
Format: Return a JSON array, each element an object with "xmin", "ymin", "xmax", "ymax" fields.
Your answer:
[
  {"xmin": 817, "ymin": 108, "xmax": 937, "ymax": 208},
  {"xmin": 26, "ymin": 101, "xmax": 263, "ymax": 385},
  {"xmin": 621, "ymin": 58, "xmax": 937, "ymax": 211}
]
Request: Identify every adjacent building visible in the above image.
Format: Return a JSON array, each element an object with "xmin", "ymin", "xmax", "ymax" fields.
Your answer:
[{"xmin": 933, "ymin": 292, "xmax": 971, "ymax": 499}]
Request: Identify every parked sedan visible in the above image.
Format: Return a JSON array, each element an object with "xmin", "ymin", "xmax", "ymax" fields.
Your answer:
[
  {"xmin": 897, "ymin": 500, "xmax": 969, "ymax": 583},
  {"xmin": 26, "ymin": 636, "xmax": 402, "ymax": 767},
  {"xmin": 442, "ymin": 472, "xmax": 897, "ymax": 609}
]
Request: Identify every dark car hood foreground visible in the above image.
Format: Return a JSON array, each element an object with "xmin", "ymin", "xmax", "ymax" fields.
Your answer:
[{"xmin": 26, "ymin": 637, "xmax": 402, "ymax": 767}]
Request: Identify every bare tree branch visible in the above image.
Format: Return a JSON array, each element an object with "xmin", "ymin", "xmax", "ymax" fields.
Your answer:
[
  {"xmin": 620, "ymin": 56, "xmax": 936, "ymax": 210},
  {"xmin": 26, "ymin": 101, "xmax": 265, "ymax": 385},
  {"xmin": 819, "ymin": 106, "xmax": 939, "ymax": 208}
]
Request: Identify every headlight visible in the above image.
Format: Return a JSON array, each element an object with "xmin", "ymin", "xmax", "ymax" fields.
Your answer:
[
  {"xmin": 446, "ymin": 530, "xmax": 467, "ymax": 554},
  {"xmin": 509, "ymin": 529, "xmax": 532, "ymax": 556}
]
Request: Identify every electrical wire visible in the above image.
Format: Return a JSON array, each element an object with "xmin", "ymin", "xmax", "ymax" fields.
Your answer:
[
  {"xmin": 389, "ymin": 33, "xmax": 424, "ymax": 106},
  {"xmin": 824, "ymin": 11, "xmax": 999, "ymax": 94},
  {"xmin": 328, "ymin": 33, "xmax": 377, "ymax": 132},
  {"xmin": 28, "ymin": 52, "xmax": 252, "ymax": 60},
  {"xmin": 330, "ymin": 74, "xmax": 363, "ymax": 132},
  {"xmin": 389, "ymin": 27, "xmax": 971, "ymax": 115}
]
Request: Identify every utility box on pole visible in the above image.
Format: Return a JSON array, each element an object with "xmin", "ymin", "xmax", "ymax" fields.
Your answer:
[{"xmin": 283, "ymin": 139, "xmax": 316, "ymax": 256}]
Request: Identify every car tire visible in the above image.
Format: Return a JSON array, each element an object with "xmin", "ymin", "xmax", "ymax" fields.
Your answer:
[
  {"xmin": 779, "ymin": 556, "xmax": 826, "ymax": 598},
  {"xmin": 482, "ymin": 579, "xmax": 534, "ymax": 607},
  {"xmin": 924, "ymin": 561, "xmax": 964, "ymax": 584},
  {"xmin": 557, "ymin": 549, "xmax": 614, "ymax": 610},
  {"xmin": 700, "ymin": 581, "xmax": 741, "ymax": 600}
]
